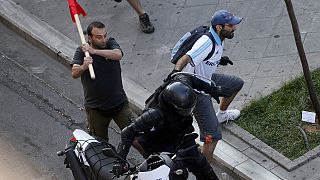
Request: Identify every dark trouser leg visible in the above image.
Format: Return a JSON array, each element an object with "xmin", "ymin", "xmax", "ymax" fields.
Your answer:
[
  {"xmin": 113, "ymin": 101, "xmax": 135, "ymax": 130},
  {"xmin": 85, "ymin": 108, "xmax": 112, "ymax": 142},
  {"xmin": 183, "ymin": 145, "xmax": 219, "ymax": 180}
]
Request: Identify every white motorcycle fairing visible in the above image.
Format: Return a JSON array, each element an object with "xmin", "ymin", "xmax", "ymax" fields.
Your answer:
[{"xmin": 136, "ymin": 164, "xmax": 170, "ymax": 180}]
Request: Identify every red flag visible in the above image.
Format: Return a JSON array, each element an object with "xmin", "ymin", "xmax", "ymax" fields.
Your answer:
[{"xmin": 67, "ymin": 0, "xmax": 87, "ymax": 22}]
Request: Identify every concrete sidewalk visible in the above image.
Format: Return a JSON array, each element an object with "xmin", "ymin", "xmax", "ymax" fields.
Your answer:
[{"xmin": 1, "ymin": 0, "xmax": 320, "ymax": 179}]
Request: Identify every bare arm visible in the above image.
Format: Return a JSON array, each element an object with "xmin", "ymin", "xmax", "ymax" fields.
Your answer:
[
  {"xmin": 164, "ymin": 54, "xmax": 192, "ymax": 82},
  {"xmin": 82, "ymin": 44, "xmax": 123, "ymax": 61},
  {"xmin": 92, "ymin": 49, "xmax": 122, "ymax": 60},
  {"xmin": 174, "ymin": 54, "xmax": 192, "ymax": 71},
  {"xmin": 71, "ymin": 56, "xmax": 93, "ymax": 79}
]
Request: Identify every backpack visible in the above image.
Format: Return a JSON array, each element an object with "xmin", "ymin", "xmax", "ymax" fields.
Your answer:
[
  {"xmin": 144, "ymin": 80, "xmax": 172, "ymax": 110},
  {"xmin": 170, "ymin": 25, "xmax": 216, "ymax": 64}
]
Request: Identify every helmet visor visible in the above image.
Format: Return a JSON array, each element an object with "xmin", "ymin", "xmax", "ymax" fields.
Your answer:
[{"xmin": 175, "ymin": 105, "xmax": 195, "ymax": 116}]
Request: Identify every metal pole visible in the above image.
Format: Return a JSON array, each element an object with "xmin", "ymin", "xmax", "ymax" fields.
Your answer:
[{"xmin": 284, "ymin": 0, "xmax": 320, "ymax": 124}]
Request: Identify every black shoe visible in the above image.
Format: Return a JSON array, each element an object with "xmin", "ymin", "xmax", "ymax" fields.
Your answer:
[
  {"xmin": 139, "ymin": 13, "xmax": 155, "ymax": 34},
  {"xmin": 114, "ymin": 0, "xmax": 121, "ymax": 2}
]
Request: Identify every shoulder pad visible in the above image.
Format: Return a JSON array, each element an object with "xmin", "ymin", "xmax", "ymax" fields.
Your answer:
[
  {"xmin": 142, "ymin": 108, "xmax": 163, "ymax": 120},
  {"xmin": 135, "ymin": 108, "xmax": 163, "ymax": 128}
]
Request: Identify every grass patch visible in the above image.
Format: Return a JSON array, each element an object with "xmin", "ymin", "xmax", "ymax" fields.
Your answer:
[{"xmin": 236, "ymin": 69, "xmax": 320, "ymax": 160}]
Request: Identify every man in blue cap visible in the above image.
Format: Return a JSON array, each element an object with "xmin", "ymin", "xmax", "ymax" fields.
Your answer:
[{"xmin": 167, "ymin": 10, "xmax": 244, "ymax": 161}]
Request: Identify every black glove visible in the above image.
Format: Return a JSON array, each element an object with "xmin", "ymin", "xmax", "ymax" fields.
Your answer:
[
  {"xmin": 219, "ymin": 56, "xmax": 233, "ymax": 66},
  {"xmin": 210, "ymin": 86, "xmax": 222, "ymax": 104},
  {"xmin": 164, "ymin": 69, "xmax": 180, "ymax": 82},
  {"xmin": 112, "ymin": 162, "xmax": 128, "ymax": 178}
]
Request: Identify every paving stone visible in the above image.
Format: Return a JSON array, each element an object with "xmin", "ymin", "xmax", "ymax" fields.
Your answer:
[
  {"xmin": 246, "ymin": 0, "xmax": 284, "ymax": 19},
  {"xmin": 176, "ymin": 5, "xmax": 218, "ymax": 27},
  {"xmin": 242, "ymin": 147, "xmax": 278, "ymax": 170},
  {"xmin": 215, "ymin": 1, "xmax": 252, "ymax": 19},
  {"xmin": 222, "ymin": 130, "xmax": 250, "ymax": 152},
  {"xmin": 236, "ymin": 17, "xmax": 277, "ymax": 40},
  {"xmin": 255, "ymin": 55, "xmax": 297, "ymax": 78},
  {"xmin": 247, "ymin": 76, "xmax": 289, "ymax": 99},
  {"xmin": 224, "ymin": 123, "xmax": 294, "ymax": 170},
  {"xmin": 272, "ymin": 158, "xmax": 320, "ymax": 180},
  {"xmin": 213, "ymin": 140, "xmax": 249, "ymax": 170},
  {"xmin": 145, "ymin": 7, "xmax": 181, "ymax": 30},
  {"xmin": 235, "ymin": 159, "xmax": 282, "ymax": 180},
  {"xmin": 248, "ymin": 137, "xmax": 292, "ymax": 170},
  {"xmin": 290, "ymin": 52, "xmax": 320, "ymax": 77},
  {"xmin": 230, "ymin": 38, "xmax": 269, "ymax": 60},
  {"xmin": 185, "ymin": 0, "xmax": 219, "ymax": 7},
  {"xmin": 283, "ymin": 0, "xmax": 320, "ymax": 15},
  {"xmin": 304, "ymin": 51, "xmax": 320, "ymax": 71},
  {"xmin": 304, "ymin": 32, "xmax": 320, "ymax": 53},
  {"xmin": 121, "ymin": 49, "xmax": 170, "ymax": 92},
  {"xmin": 132, "ymin": 28, "xmax": 173, "ymax": 52},
  {"xmin": 270, "ymin": 165, "xmax": 292, "ymax": 180},
  {"xmin": 273, "ymin": 13, "xmax": 313, "ymax": 36},
  {"xmin": 310, "ymin": 13, "xmax": 320, "ymax": 33},
  {"xmin": 220, "ymin": 58, "xmax": 261, "ymax": 80},
  {"xmin": 143, "ymin": 0, "xmax": 186, "ymax": 10},
  {"xmin": 264, "ymin": 34, "xmax": 307, "ymax": 57}
]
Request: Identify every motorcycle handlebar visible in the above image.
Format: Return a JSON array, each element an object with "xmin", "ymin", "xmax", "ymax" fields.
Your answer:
[
  {"xmin": 172, "ymin": 72, "xmax": 217, "ymax": 86},
  {"xmin": 172, "ymin": 144, "xmax": 199, "ymax": 160}
]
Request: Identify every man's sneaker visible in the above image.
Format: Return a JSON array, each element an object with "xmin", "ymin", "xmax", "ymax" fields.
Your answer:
[
  {"xmin": 216, "ymin": 109, "xmax": 240, "ymax": 124},
  {"xmin": 139, "ymin": 13, "xmax": 155, "ymax": 34}
]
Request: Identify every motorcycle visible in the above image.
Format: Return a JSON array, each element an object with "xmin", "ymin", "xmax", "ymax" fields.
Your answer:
[{"xmin": 57, "ymin": 129, "xmax": 199, "ymax": 180}]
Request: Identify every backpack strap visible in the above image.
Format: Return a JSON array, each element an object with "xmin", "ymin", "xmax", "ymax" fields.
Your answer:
[{"xmin": 203, "ymin": 31, "xmax": 216, "ymax": 61}]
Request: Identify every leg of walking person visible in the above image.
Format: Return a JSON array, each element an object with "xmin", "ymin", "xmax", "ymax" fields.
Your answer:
[
  {"xmin": 212, "ymin": 73, "xmax": 244, "ymax": 123},
  {"xmin": 126, "ymin": 0, "xmax": 155, "ymax": 33},
  {"xmin": 193, "ymin": 93, "xmax": 222, "ymax": 162}
]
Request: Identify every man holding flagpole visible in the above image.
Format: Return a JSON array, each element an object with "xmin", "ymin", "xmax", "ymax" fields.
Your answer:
[
  {"xmin": 67, "ymin": 0, "xmax": 144, "ymax": 154},
  {"xmin": 71, "ymin": 21, "xmax": 135, "ymax": 142}
]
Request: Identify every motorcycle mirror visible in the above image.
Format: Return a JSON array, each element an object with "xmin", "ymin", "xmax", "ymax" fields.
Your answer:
[{"xmin": 102, "ymin": 147, "xmax": 118, "ymax": 158}]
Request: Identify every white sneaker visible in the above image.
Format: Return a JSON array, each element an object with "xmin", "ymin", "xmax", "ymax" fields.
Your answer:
[{"xmin": 216, "ymin": 109, "xmax": 240, "ymax": 123}]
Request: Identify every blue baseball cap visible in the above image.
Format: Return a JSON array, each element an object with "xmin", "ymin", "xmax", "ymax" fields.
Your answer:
[{"xmin": 211, "ymin": 10, "xmax": 242, "ymax": 26}]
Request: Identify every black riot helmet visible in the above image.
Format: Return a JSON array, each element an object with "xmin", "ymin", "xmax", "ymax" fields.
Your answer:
[{"xmin": 162, "ymin": 82, "xmax": 197, "ymax": 116}]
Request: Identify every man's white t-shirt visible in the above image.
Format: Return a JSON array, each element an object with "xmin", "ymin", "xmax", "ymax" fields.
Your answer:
[{"xmin": 184, "ymin": 28, "xmax": 223, "ymax": 83}]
